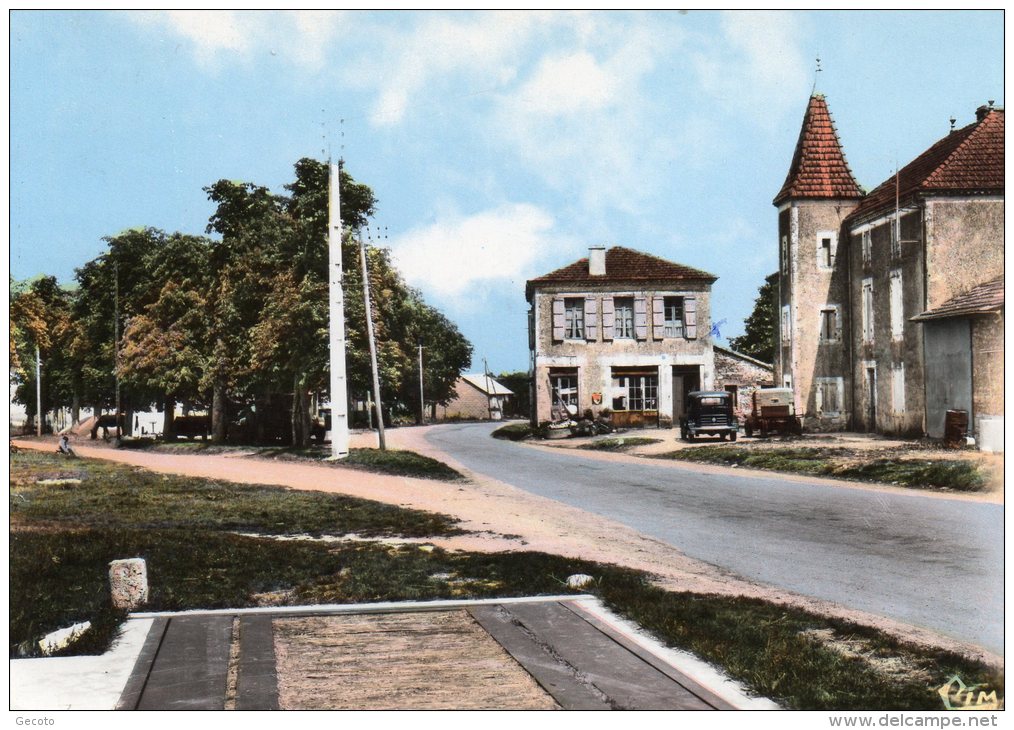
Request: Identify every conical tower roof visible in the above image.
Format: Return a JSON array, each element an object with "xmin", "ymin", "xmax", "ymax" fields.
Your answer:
[{"xmin": 773, "ymin": 94, "xmax": 863, "ymax": 206}]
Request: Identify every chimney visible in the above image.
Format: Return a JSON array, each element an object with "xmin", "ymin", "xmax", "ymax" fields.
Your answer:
[
  {"xmin": 589, "ymin": 246, "xmax": 606, "ymax": 276},
  {"xmin": 976, "ymin": 101, "xmax": 995, "ymax": 122}
]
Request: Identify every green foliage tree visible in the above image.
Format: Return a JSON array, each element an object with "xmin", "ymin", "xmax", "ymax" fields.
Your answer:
[{"xmin": 728, "ymin": 272, "xmax": 778, "ymax": 364}]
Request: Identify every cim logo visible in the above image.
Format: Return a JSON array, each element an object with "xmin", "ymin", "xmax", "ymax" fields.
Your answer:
[{"xmin": 937, "ymin": 675, "xmax": 1004, "ymax": 711}]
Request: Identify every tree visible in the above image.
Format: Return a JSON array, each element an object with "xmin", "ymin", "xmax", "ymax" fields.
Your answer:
[{"xmin": 728, "ymin": 272, "xmax": 778, "ymax": 364}]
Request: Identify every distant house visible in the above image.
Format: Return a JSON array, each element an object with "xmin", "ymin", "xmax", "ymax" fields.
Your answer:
[
  {"xmin": 436, "ymin": 374, "xmax": 515, "ymax": 421},
  {"xmin": 525, "ymin": 246, "xmax": 717, "ymax": 428},
  {"xmin": 713, "ymin": 346, "xmax": 775, "ymax": 423}
]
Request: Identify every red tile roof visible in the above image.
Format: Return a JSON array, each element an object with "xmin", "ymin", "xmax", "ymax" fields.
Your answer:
[
  {"xmin": 848, "ymin": 108, "xmax": 1004, "ymax": 223},
  {"xmin": 773, "ymin": 94, "xmax": 864, "ymax": 205},
  {"xmin": 911, "ymin": 276, "xmax": 1004, "ymax": 321},
  {"xmin": 526, "ymin": 246, "xmax": 715, "ymax": 299}
]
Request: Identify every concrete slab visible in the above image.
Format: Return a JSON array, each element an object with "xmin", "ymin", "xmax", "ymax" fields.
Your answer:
[{"xmin": 11, "ymin": 618, "xmax": 154, "ymax": 710}]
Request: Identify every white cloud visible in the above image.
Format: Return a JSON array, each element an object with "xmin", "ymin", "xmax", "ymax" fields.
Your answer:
[
  {"xmin": 362, "ymin": 11, "xmax": 552, "ymax": 126},
  {"xmin": 387, "ymin": 204, "xmax": 565, "ymax": 301},
  {"xmin": 128, "ymin": 10, "xmax": 345, "ymax": 69},
  {"xmin": 513, "ymin": 52, "xmax": 619, "ymax": 117},
  {"xmin": 692, "ymin": 11, "xmax": 810, "ymax": 121}
]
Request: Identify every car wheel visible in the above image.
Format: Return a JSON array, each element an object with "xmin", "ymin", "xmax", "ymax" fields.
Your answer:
[
  {"xmin": 730, "ymin": 431, "xmax": 738, "ymax": 442},
  {"xmin": 687, "ymin": 431, "xmax": 695, "ymax": 442}
]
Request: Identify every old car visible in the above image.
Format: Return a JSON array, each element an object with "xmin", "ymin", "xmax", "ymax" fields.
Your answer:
[
  {"xmin": 680, "ymin": 391, "xmax": 738, "ymax": 442},
  {"xmin": 744, "ymin": 387, "xmax": 802, "ymax": 437}
]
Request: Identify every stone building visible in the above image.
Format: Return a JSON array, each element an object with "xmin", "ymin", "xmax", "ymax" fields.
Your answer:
[
  {"xmin": 714, "ymin": 346, "xmax": 775, "ymax": 423},
  {"xmin": 436, "ymin": 374, "xmax": 514, "ymax": 421},
  {"xmin": 775, "ymin": 92, "xmax": 1003, "ymax": 445},
  {"xmin": 526, "ymin": 246, "xmax": 717, "ymax": 428}
]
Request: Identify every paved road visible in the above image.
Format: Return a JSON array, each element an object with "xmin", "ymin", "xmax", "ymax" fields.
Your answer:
[{"xmin": 425, "ymin": 423, "xmax": 1004, "ymax": 653}]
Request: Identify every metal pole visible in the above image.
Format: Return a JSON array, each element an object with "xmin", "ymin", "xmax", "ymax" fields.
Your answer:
[
  {"xmin": 114, "ymin": 260, "xmax": 121, "ymax": 441},
  {"xmin": 327, "ymin": 161, "xmax": 351, "ymax": 459},
  {"xmin": 35, "ymin": 346, "xmax": 42, "ymax": 437},
  {"xmin": 359, "ymin": 231, "xmax": 386, "ymax": 450},
  {"xmin": 483, "ymin": 358, "xmax": 494, "ymax": 419},
  {"xmin": 418, "ymin": 342, "xmax": 425, "ymax": 425}
]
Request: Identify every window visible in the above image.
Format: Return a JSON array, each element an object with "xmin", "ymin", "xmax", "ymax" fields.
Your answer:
[
  {"xmin": 612, "ymin": 373, "xmax": 658, "ymax": 412},
  {"xmin": 564, "ymin": 298, "xmax": 584, "ymax": 339},
  {"xmin": 781, "ymin": 304, "xmax": 791, "ymax": 343},
  {"xmin": 889, "ymin": 270, "xmax": 904, "ymax": 341},
  {"xmin": 663, "ymin": 296, "xmax": 684, "ymax": 338},
  {"xmin": 816, "ymin": 378, "xmax": 842, "ymax": 415},
  {"xmin": 862, "ymin": 278, "xmax": 874, "ymax": 344},
  {"xmin": 890, "ymin": 217, "xmax": 901, "ymax": 258},
  {"xmin": 549, "ymin": 371, "xmax": 579, "ymax": 417},
  {"xmin": 614, "ymin": 297, "xmax": 634, "ymax": 339},
  {"xmin": 819, "ymin": 306, "xmax": 840, "ymax": 342},
  {"xmin": 861, "ymin": 230, "xmax": 872, "ymax": 267},
  {"xmin": 817, "ymin": 232, "xmax": 836, "ymax": 269},
  {"xmin": 781, "ymin": 235, "xmax": 789, "ymax": 276},
  {"xmin": 892, "ymin": 363, "xmax": 905, "ymax": 414}
]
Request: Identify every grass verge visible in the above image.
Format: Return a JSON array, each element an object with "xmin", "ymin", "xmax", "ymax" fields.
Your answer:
[
  {"xmin": 131, "ymin": 439, "xmax": 465, "ymax": 482},
  {"xmin": 10, "ymin": 452, "xmax": 1002, "ymax": 709},
  {"xmin": 652, "ymin": 446, "xmax": 987, "ymax": 491},
  {"xmin": 491, "ymin": 422, "xmax": 534, "ymax": 441},
  {"xmin": 577, "ymin": 437, "xmax": 662, "ymax": 452}
]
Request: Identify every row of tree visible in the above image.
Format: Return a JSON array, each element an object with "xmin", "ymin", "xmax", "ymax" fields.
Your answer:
[{"xmin": 10, "ymin": 159, "xmax": 473, "ymax": 446}]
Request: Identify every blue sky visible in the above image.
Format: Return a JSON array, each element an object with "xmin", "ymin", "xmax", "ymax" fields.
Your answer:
[{"xmin": 9, "ymin": 10, "xmax": 1004, "ymax": 373}]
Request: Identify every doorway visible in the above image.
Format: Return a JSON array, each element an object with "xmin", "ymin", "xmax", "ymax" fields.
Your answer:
[
  {"xmin": 865, "ymin": 366, "xmax": 877, "ymax": 432},
  {"xmin": 672, "ymin": 365, "xmax": 701, "ymax": 425}
]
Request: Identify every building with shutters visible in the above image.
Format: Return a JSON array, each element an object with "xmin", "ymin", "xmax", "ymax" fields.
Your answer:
[
  {"xmin": 525, "ymin": 246, "xmax": 717, "ymax": 428},
  {"xmin": 775, "ymin": 92, "xmax": 1003, "ymax": 443}
]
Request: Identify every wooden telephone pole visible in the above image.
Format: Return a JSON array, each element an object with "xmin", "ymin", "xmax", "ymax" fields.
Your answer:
[{"xmin": 359, "ymin": 231, "xmax": 386, "ymax": 450}]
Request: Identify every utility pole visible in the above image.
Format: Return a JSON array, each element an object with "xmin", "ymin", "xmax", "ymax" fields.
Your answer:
[
  {"xmin": 483, "ymin": 358, "xmax": 494, "ymax": 420},
  {"xmin": 327, "ymin": 160, "xmax": 350, "ymax": 459},
  {"xmin": 359, "ymin": 231, "xmax": 386, "ymax": 450},
  {"xmin": 35, "ymin": 346, "xmax": 41, "ymax": 437},
  {"xmin": 417, "ymin": 341, "xmax": 425, "ymax": 425},
  {"xmin": 114, "ymin": 260, "xmax": 121, "ymax": 443}
]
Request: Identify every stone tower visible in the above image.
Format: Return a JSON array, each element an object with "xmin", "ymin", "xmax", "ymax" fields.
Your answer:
[{"xmin": 773, "ymin": 94, "xmax": 863, "ymax": 429}]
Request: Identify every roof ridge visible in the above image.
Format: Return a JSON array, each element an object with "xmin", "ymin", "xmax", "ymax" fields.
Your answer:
[{"xmin": 922, "ymin": 110, "xmax": 999, "ymax": 188}]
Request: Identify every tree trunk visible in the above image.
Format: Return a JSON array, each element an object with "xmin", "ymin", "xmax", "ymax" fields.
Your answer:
[
  {"xmin": 163, "ymin": 395, "xmax": 176, "ymax": 441},
  {"xmin": 212, "ymin": 380, "xmax": 227, "ymax": 443},
  {"xmin": 71, "ymin": 390, "xmax": 80, "ymax": 426},
  {"xmin": 290, "ymin": 372, "xmax": 301, "ymax": 447},
  {"xmin": 299, "ymin": 384, "xmax": 312, "ymax": 448}
]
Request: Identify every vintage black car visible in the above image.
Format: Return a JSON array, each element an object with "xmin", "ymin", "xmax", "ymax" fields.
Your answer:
[{"xmin": 680, "ymin": 390, "xmax": 738, "ymax": 442}]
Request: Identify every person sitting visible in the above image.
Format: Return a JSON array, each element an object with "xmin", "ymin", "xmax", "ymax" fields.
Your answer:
[{"xmin": 56, "ymin": 435, "xmax": 77, "ymax": 457}]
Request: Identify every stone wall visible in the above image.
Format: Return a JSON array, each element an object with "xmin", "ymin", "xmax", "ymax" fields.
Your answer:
[
  {"xmin": 972, "ymin": 312, "xmax": 1004, "ymax": 420},
  {"xmin": 714, "ymin": 348, "xmax": 775, "ymax": 422},
  {"xmin": 437, "ymin": 380, "xmax": 496, "ymax": 420}
]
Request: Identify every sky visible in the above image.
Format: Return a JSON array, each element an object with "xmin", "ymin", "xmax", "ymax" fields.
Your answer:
[{"xmin": 9, "ymin": 10, "xmax": 1005, "ymax": 373}]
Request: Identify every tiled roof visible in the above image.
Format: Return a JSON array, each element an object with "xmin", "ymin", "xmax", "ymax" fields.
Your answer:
[
  {"xmin": 773, "ymin": 94, "xmax": 864, "ymax": 205},
  {"xmin": 525, "ymin": 246, "xmax": 715, "ymax": 299},
  {"xmin": 848, "ymin": 108, "xmax": 1004, "ymax": 223},
  {"xmin": 911, "ymin": 277, "xmax": 1004, "ymax": 321}
]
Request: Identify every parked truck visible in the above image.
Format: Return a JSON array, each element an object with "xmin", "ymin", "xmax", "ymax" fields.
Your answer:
[{"xmin": 743, "ymin": 388, "xmax": 802, "ymax": 438}]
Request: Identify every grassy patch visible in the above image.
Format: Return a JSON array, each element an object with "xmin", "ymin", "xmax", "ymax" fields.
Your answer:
[
  {"xmin": 594, "ymin": 575, "xmax": 1002, "ymax": 711},
  {"xmin": 491, "ymin": 422, "xmax": 534, "ymax": 441},
  {"xmin": 137, "ymin": 440, "xmax": 465, "ymax": 482},
  {"xmin": 577, "ymin": 437, "xmax": 662, "ymax": 452},
  {"xmin": 11, "ymin": 451, "xmax": 461, "ymax": 538},
  {"xmin": 652, "ymin": 446, "xmax": 987, "ymax": 491}
]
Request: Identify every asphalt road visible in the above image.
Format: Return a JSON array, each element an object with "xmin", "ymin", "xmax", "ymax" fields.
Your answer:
[{"xmin": 425, "ymin": 422, "xmax": 1004, "ymax": 654}]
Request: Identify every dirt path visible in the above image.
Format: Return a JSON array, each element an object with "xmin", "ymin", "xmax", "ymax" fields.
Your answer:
[{"xmin": 12, "ymin": 434, "xmax": 1001, "ymax": 667}]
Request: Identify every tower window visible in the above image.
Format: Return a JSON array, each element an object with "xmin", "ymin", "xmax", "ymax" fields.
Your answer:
[{"xmin": 816, "ymin": 231, "xmax": 836, "ymax": 270}]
